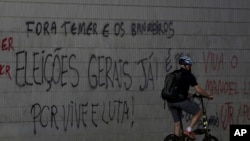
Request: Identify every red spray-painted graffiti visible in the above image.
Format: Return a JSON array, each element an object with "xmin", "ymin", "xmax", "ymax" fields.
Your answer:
[
  {"xmin": 203, "ymin": 51, "xmax": 238, "ymax": 73},
  {"xmin": 220, "ymin": 102, "xmax": 250, "ymax": 130},
  {"xmin": 205, "ymin": 79, "xmax": 250, "ymax": 96},
  {"xmin": 0, "ymin": 37, "xmax": 14, "ymax": 80},
  {"xmin": 205, "ymin": 79, "xmax": 239, "ymax": 95}
]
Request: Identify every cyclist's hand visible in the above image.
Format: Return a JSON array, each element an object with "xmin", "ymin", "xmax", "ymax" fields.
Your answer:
[{"xmin": 207, "ymin": 95, "xmax": 214, "ymax": 100}]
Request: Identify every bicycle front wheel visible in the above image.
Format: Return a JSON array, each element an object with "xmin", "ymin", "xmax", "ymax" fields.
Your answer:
[
  {"xmin": 202, "ymin": 135, "xmax": 218, "ymax": 141},
  {"xmin": 164, "ymin": 134, "xmax": 178, "ymax": 141}
]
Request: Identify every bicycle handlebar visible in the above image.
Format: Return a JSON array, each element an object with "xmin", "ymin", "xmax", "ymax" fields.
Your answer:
[
  {"xmin": 192, "ymin": 93, "xmax": 206, "ymax": 99},
  {"xmin": 193, "ymin": 94, "xmax": 214, "ymax": 100}
]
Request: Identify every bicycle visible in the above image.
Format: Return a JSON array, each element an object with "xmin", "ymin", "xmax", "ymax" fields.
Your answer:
[{"xmin": 164, "ymin": 94, "xmax": 218, "ymax": 141}]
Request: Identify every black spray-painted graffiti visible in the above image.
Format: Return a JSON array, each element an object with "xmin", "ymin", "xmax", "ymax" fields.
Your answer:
[
  {"xmin": 16, "ymin": 49, "xmax": 165, "ymax": 92},
  {"xmin": 30, "ymin": 96, "xmax": 134, "ymax": 134},
  {"xmin": 88, "ymin": 52, "xmax": 159, "ymax": 91},
  {"xmin": 131, "ymin": 21, "xmax": 174, "ymax": 38},
  {"xmin": 16, "ymin": 48, "xmax": 79, "ymax": 91},
  {"xmin": 137, "ymin": 52, "xmax": 156, "ymax": 91},
  {"xmin": 184, "ymin": 112, "xmax": 220, "ymax": 129},
  {"xmin": 26, "ymin": 20, "xmax": 175, "ymax": 38},
  {"xmin": 22, "ymin": 20, "xmax": 175, "ymax": 135},
  {"xmin": 88, "ymin": 54, "xmax": 132, "ymax": 90}
]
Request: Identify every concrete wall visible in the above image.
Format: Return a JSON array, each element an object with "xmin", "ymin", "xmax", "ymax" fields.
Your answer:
[{"xmin": 0, "ymin": 0, "xmax": 249, "ymax": 141}]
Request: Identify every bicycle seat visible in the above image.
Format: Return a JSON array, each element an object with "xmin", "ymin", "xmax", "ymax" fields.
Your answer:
[
  {"xmin": 172, "ymin": 107, "xmax": 184, "ymax": 117},
  {"xmin": 172, "ymin": 107, "xmax": 182, "ymax": 111},
  {"xmin": 172, "ymin": 107, "xmax": 183, "ymax": 113}
]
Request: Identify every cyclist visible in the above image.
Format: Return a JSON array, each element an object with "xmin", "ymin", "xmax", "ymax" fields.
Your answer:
[{"xmin": 167, "ymin": 56, "xmax": 213, "ymax": 140}]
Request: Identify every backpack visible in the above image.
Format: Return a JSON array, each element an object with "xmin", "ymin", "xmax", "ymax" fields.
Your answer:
[{"xmin": 161, "ymin": 70, "xmax": 185, "ymax": 102}]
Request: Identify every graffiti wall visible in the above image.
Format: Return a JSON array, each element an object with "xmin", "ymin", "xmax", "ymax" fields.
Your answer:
[{"xmin": 0, "ymin": 0, "xmax": 249, "ymax": 141}]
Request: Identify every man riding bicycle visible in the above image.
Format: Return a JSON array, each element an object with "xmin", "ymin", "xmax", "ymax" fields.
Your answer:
[{"xmin": 166, "ymin": 56, "xmax": 214, "ymax": 140}]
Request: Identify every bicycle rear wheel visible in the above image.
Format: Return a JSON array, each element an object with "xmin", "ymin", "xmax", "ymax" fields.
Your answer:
[
  {"xmin": 164, "ymin": 134, "xmax": 189, "ymax": 141},
  {"xmin": 202, "ymin": 135, "xmax": 218, "ymax": 141},
  {"xmin": 164, "ymin": 134, "xmax": 178, "ymax": 141}
]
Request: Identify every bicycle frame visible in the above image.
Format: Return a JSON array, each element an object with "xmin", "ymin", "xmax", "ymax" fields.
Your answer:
[{"xmin": 192, "ymin": 94, "xmax": 211, "ymax": 136}]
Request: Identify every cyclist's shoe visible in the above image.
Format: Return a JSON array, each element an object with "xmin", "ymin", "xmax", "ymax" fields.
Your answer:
[{"xmin": 183, "ymin": 130, "xmax": 196, "ymax": 140}]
